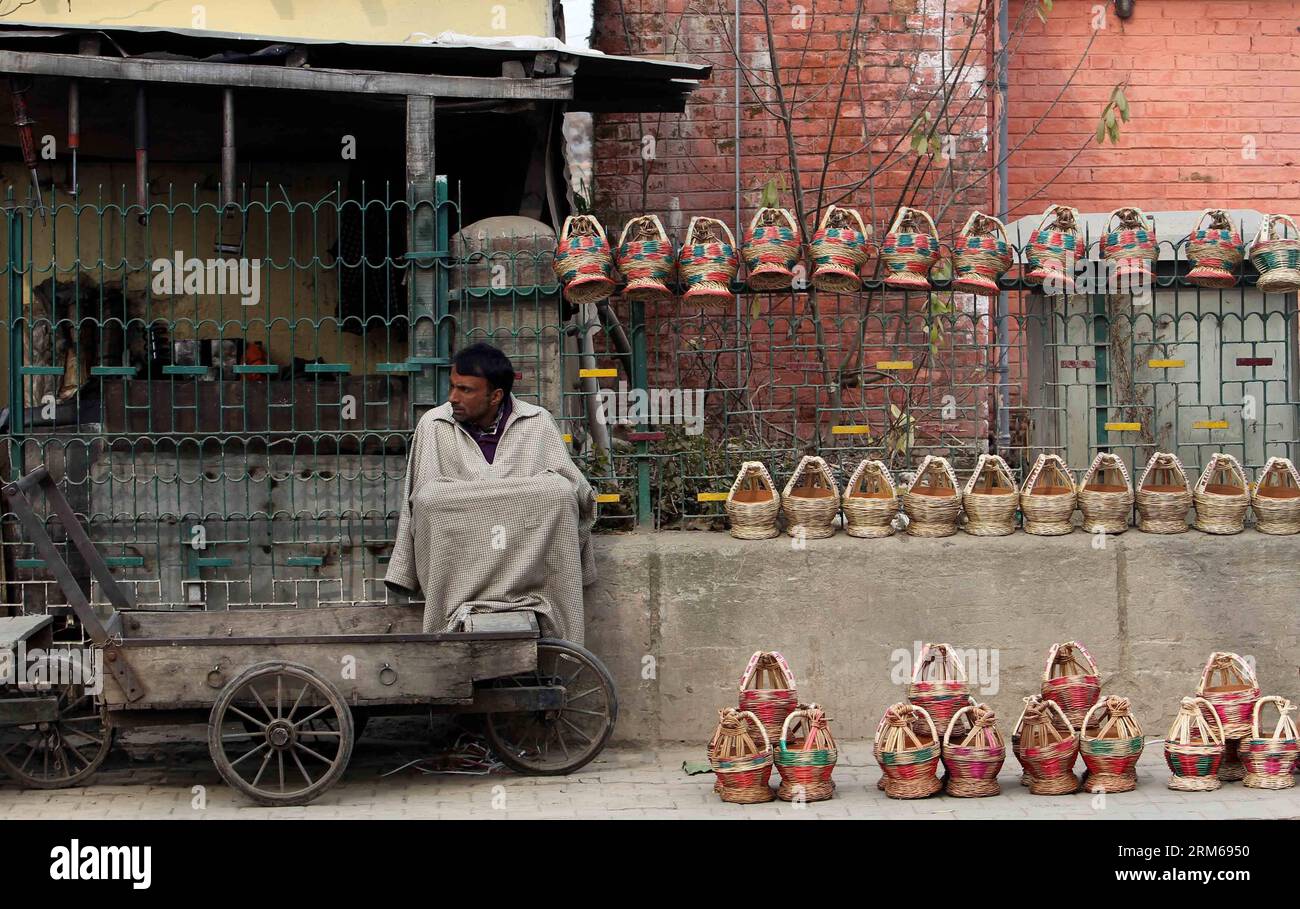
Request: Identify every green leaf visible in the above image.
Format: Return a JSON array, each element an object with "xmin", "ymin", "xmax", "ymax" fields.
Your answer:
[
  {"xmin": 1105, "ymin": 107, "xmax": 1116, "ymax": 129},
  {"xmin": 1042, "ymin": 0, "xmax": 1054, "ymax": 11},
  {"xmin": 1095, "ymin": 119, "xmax": 1108, "ymax": 145}
]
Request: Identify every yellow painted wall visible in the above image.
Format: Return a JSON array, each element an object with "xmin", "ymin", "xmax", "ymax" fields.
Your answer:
[{"xmin": 11, "ymin": 0, "xmax": 553, "ymax": 43}]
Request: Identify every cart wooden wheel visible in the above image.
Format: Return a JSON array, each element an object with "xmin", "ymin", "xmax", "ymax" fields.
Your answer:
[
  {"xmin": 208, "ymin": 661, "xmax": 353, "ymax": 807},
  {"xmin": 0, "ymin": 652, "xmax": 113, "ymax": 789},
  {"xmin": 484, "ymin": 639, "xmax": 618, "ymax": 775}
]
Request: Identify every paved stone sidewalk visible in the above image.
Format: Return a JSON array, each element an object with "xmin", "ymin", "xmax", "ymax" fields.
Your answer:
[{"xmin": 1, "ymin": 735, "xmax": 1297, "ymax": 819}]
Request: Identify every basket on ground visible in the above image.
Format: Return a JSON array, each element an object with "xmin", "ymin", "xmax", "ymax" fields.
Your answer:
[
  {"xmin": 810, "ymin": 205, "xmax": 870, "ymax": 293},
  {"xmin": 1252, "ymin": 457, "xmax": 1300, "ymax": 535},
  {"xmin": 875, "ymin": 703, "xmax": 943, "ymax": 799},
  {"xmin": 901, "ymin": 455, "xmax": 962, "ymax": 537},
  {"xmin": 907, "ymin": 642, "xmax": 972, "ymax": 735},
  {"xmin": 842, "ymin": 459, "xmax": 898, "ymax": 538},
  {"xmin": 881, "ymin": 207, "xmax": 940, "ymax": 290},
  {"xmin": 1185, "ymin": 209, "xmax": 1243, "ymax": 288},
  {"xmin": 554, "ymin": 214, "xmax": 616, "ymax": 304},
  {"xmin": 1165, "ymin": 696, "xmax": 1225, "ymax": 792},
  {"xmin": 1041, "ymin": 640, "xmax": 1100, "ymax": 730},
  {"xmin": 614, "ymin": 214, "xmax": 675, "ymax": 303},
  {"xmin": 738, "ymin": 651, "xmax": 798, "ymax": 751},
  {"xmin": 1197, "ymin": 651, "xmax": 1259, "ymax": 741},
  {"xmin": 782, "ymin": 455, "xmax": 841, "ymax": 539},
  {"xmin": 1014, "ymin": 697, "xmax": 1079, "ymax": 795},
  {"xmin": 1025, "ymin": 204, "xmax": 1082, "ymax": 293},
  {"xmin": 962, "ymin": 454, "xmax": 1019, "ymax": 535},
  {"xmin": 953, "ymin": 212, "xmax": 1012, "ymax": 296},
  {"xmin": 707, "ymin": 708, "xmax": 774, "ymax": 804},
  {"xmin": 1020, "ymin": 453, "xmax": 1077, "ymax": 535},
  {"xmin": 742, "ymin": 206, "xmax": 802, "ymax": 291},
  {"xmin": 942, "ymin": 703, "xmax": 1005, "ymax": 798},
  {"xmin": 1135, "ymin": 452, "xmax": 1191, "ymax": 534},
  {"xmin": 1249, "ymin": 213, "xmax": 1300, "ymax": 294},
  {"xmin": 1080, "ymin": 696, "xmax": 1144, "ymax": 793},
  {"xmin": 724, "ymin": 461, "xmax": 781, "ymax": 540},
  {"xmin": 1193, "ymin": 453, "xmax": 1249, "ymax": 534},
  {"xmin": 1078, "ymin": 452, "xmax": 1133, "ymax": 534},
  {"xmin": 775, "ymin": 704, "xmax": 838, "ymax": 802},
  {"xmin": 678, "ymin": 217, "xmax": 739, "ymax": 304},
  {"xmin": 1237, "ymin": 696, "xmax": 1298, "ymax": 790},
  {"xmin": 1101, "ymin": 207, "xmax": 1158, "ymax": 283}
]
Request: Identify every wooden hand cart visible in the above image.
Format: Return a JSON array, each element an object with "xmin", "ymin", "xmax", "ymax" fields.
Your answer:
[{"xmin": 0, "ymin": 467, "xmax": 618, "ymax": 806}]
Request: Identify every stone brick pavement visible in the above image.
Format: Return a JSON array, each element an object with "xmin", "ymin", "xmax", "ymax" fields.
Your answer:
[{"xmin": 1, "ymin": 735, "xmax": 1297, "ymax": 819}]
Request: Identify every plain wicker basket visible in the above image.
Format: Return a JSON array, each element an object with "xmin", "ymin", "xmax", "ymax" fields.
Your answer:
[
  {"xmin": 1135, "ymin": 452, "xmax": 1191, "ymax": 533},
  {"xmin": 782, "ymin": 455, "xmax": 841, "ymax": 539},
  {"xmin": 554, "ymin": 214, "xmax": 616, "ymax": 304},
  {"xmin": 1165, "ymin": 696, "xmax": 1225, "ymax": 792},
  {"xmin": 738, "ymin": 651, "xmax": 798, "ymax": 752},
  {"xmin": 1185, "ymin": 209, "xmax": 1244, "ymax": 288},
  {"xmin": 708, "ymin": 708, "xmax": 775, "ymax": 804},
  {"xmin": 1193, "ymin": 453, "xmax": 1249, "ymax": 534},
  {"xmin": 810, "ymin": 205, "xmax": 870, "ymax": 293},
  {"xmin": 901, "ymin": 455, "xmax": 962, "ymax": 537},
  {"xmin": 1252, "ymin": 457, "xmax": 1300, "ymax": 535},
  {"xmin": 1078, "ymin": 452, "xmax": 1134, "ymax": 534},
  {"xmin": 1079, "ymin": 696, "xmax": 1144, "ymax": 793},
  {"xmin": 841, "ymin": 459, "xmax": 898, "ymax": 538},
  {"xmin": 615, "ymin": 214, "xmax": 676, "ymax": 304},
  {"xmin": 942, "ymin": 703, "xmax": 1005, "ymax": 798},
  {"xmin": 1197, "ymin": 651, "xmax": 1260, "ymax": 741},
  {"xmin": 1237, "ymin": 696, "xmax": 1298, "ymax": 791},
  {"xmin": 962, "ymin": 454, "xmax": 1019, "ymax": 536},
  {"xmin": 876, "ymin": 703, "xmax": 943, "ymax": 799},
  {"xmin": 1249, "ymin": 213, "xmax": 1300, "ymax": 295},
  {"xmin": 1020, "ymin": 453, "xmax": 1077, "ymax": 535},
  {"xmin": 907, "ymin": 643, "xmax": 973, "ymax": 737},
  {"xmin": 775, "ymin": 703, "xmax": 837, "ymax": 802},
  {"xmin": 678, "ymin": 216, "xmax": 739, "ymax": 304},
  {"xmin": 1041, "ymin": 640, "xmax": 1101, "ymax": 731},
  {"xmin": 724, "ymin": 461, "xmax": 781, "ymax": 540},
  {"xmin": 1015, "ymin": 697, "xmax": 1079, "ymax": 796}
]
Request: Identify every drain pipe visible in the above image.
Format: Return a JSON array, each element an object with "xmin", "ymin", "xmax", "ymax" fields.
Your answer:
[
  {"xmin": 733, "ymin": 0, "xmax": 741, "ymax": 236},
  {"xmin": 995, "ymin": 0, "xmax": 1011, "ymax": 452}
]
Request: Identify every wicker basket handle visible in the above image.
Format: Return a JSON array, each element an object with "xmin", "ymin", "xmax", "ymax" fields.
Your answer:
[
  {"xmin": 1083, "ymin": 452, "xmax": 1132, "ymax": 489},
  {"xmin": 1258, "ymin": 456, "xmax": 1300, "ymax": 491},
  {"xmin": 1080, "ymin": 697, "xmax": 1109, "ymax": 737},
  {"xmin": 816, "ymin": 204, "xmax": 869, "ymax": 239},
  {"xmin": 1104, "ymin": 207, "xmax": 1153, "ymax": 233},
  {"xmin": 685, "ymin": 216, "xmax": 737, "ymax": 249},
  {"xmin": 912, "ymin": 642, "xmax": 967, "ymax": 683},
  {"xmin": 1253, "ymin": 213, "xmax": 1300, "ymax": 247},
  {"xmin": 736, "ymin": 708, "xmax": 771, "ymax": 753},
  {"xmin": 960, "ymin": 211, "xmax": 1010, "ymax": 245},
  {"xmin": 1192, "ymin": 209, "xmax": 1233, "ymax": 233},
  {"xmin": 1042, "ymin": 697, "xmax": 1077, "ymax": 738},
  {"xmin": 1012, "ymin": 695, "xmax": 1040, "ymax": 737},
  {"xmin": 912, "ymin": 703, "xmax": 940, "ymax": 744},
  {"xmin": 560, "ymin": 214, "xmax": 608, "ymax": 245},
  {"xmin": 616, "ymin": 214, "xmax": 668, "ymax": 249},
  {"xmin": 1043, "ymin": 640, "xmax": 1098, "ymax": 682},
  {"xmin": 1250, "ymin": 695, "xmax": 1293, "ymax": 740},
  {"xmin": 1197, "ymin": 650, "xmax": 1256, "ymax": 694},
  {"xmin": 747, "ymin": 206, "xmax": 799, "ymax": 238},
  {"xmin": 738, "ymin": 650, "xmax": 795, "ymax": 691},
  {"xmin": 1191, "ymin": 695, "xmax": 1226, "ymax": 744},
  {"xmin": 885, "ymin": 205, "xmax": 915, "ymax": 237},
  {"xmin": 1033, "ymin": 204, "xmax": 1074, "ymax": 234},
  {"xmin": 943, "ymin": 704, "xmax": 977, "ymax": 748},
  {"xmin": 729, "ymin": 461, "xmax": 776, "ymax": 499},
  {"xmin": 1195, "ymin": 453, "xmax": 1246, "ymax": 494}
]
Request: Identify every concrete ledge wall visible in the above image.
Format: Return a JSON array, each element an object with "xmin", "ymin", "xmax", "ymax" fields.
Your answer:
[{"xmin": 585, "ymin": 531, "xmax": 1299, "ymax": 745}]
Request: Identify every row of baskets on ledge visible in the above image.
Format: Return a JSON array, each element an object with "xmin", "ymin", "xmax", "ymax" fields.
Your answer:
[
  {"xmin": 724, "ymin": 453, "xmax": 1300, "ymax": 539},
  {"xmin": 709, "ymin": 645, "xmax": 1298, "ymax": 804},
  {"xmin": 554, "ymin": 207, "xmax": 1300, "ymax": 304}
]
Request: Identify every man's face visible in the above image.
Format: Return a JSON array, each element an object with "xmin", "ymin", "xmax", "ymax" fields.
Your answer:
[{"xmin": 449, "ymin": 368, "xmax": 502, "ymax": 426}]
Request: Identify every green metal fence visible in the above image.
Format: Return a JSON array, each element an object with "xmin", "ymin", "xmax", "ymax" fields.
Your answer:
[{"xmin": 3, "ymin": 187, "xmax": 1297, "ymax": 616}]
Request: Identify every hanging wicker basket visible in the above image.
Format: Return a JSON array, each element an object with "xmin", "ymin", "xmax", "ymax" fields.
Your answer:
[
  {"xmin": 554, "ymin": 214, "xmax": 616, "ymax": 304},
  {"xmin": 907, "ymin": 643, "xmax": 973, "ymax": 736},
  {"xmin": 1026, "ymin": 204, "xmax": 1082, "ymax": 294},
  {"xmin": 1185, "ymin": 209, "xmax": 1244, "ymax": 288},
  {"xmin": 1237, "ymin": 696, "xmax": 1299, "ymax": 790},
  {"xmin": 1078, "ymin": 452, "xmax": 1134, "ymax": 534},
  {"xmin": 724, "ymin": 461, "xmax": 781, "ymax": 540},
  {"xmin": 1015, "ymin": 697, "xmax": 1079, "ymax": 795},
  {"xmin": 775, "ymin": 703, "xmax": 838, "ymax": 802},
  {"xmin": 942, "ymin": 703, "xmax": 1005, "ymax": 798},
  {"xmin": 1192, "ymin": 453, "xmax": 1249, "ymax": 534},
  {"xmin": 842, "ymin": 459, "xmax": 898, "ymax": 538},
  {"xmin": 708, "ymin": 708, "xmax": 775, "ymax": 804},
  {"xmin": 782, "ymin": 455, "xmax": 841, "ymax": 539},
  {"xmin": 1135, "ymin": 452, "xmax": 1191, "ymax": 534},
  {"xmin": 901, "ymin": 455, "xmax": 962, "ymax": 537},
  {"xmin": 953, "ymin": 212, "xmax": 1012, "ymax": 296},
  {"xmin": 742, "ymin": 206, "xmax": 803, "ymax": 291},
  {"xmin": 1101, "ymin": 207, "xmax": 1158, "ymax": 283},
  {"xmin": 1079, "ymin": 696, "xmax": 1144, "ymax": 793},
  {"xmin": 615, "ymin": 214, "xmax": 676, "ymax": 303},
  {"xmin": 875, "ymin": 703, "xmax": 943, "ymax": 799},
  {"xmin": 1252, "ymin": 456, "xmax": 1300, "ymax": 535},
  {"xmin": 810, "ymin": 205, "xmax": 871, "ymax": 293},
  {"xmin": 678, "ymin": 217, "xmax": 739, "ymax": 304},
  {"xmin": 1165, "ymin": 696, "xmax": 1226, "ymax": 792},
  {"xmin": 1020, "ymin": 453, "xmax": 1077, "ymax": 535},
  {"xmin": 881, "ymin": 206, "xmax": 940, "ymax": 290},
  {"xmin": 1249, "ymin": 213, "xmax": 1300, "ymax": 294},
  {"xmin": 1196, "ymin": 651, "xmax": 1260, "ymax": 741},
  {"xmin": 962, "ymin": 454, "xmax": 1019, "ymax": 536},
  {"xmin": 1041, "ymin": 640, "xmax": 1101, "ymax": 731},
  {"xmin": 738, "ymin": 651, "xmax": 798, "ymax": 751}
]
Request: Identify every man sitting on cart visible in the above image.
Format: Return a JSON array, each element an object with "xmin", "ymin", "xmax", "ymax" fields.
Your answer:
[{"xmin": 385, "ymin": 343, "xmax": 596, "ymax": 643}]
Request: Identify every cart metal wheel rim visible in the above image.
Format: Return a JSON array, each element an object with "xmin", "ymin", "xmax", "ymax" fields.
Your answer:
[
  {"xmin": 208, "ymin": 661, "xmax": 353, "ymax": 806},
  {"xmin": 0, "ymin": 652, "xmax": 113, "ymax": 789},
  {"xmin": 485, "ymin": 639, "xmax": 618, "ymax": 775}
]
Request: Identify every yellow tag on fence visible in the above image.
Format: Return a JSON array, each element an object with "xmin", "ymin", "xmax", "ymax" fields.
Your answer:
[
  {"xmin": 562, "ymin": 433, "xmax": 573, "ymax": 443},
  {"xmin": 697, "ymin": 492, "xmax": 729, "ymax": 502},
  {"xmin": 1147, "ymin": 359, "xmax": 1185, "ymax": 369},
  {"xmin": 579, "ymin": 368, "xmax": 618, "ymax": 378},
  {"xmin": 875, "ymin": 360, "xmax": 913, "ymax": 370},
  {"xmin": 1105, "ymin": 422, "xmax": 1142, "ymax": 432},
  {"xmin": 1193, "ymin": 420, "xmax": 1230, "ymax": 430},
  {"xmin": 831, "ymin": 425, "xmax": 871, "ymax": 435},
  {"xmin": 595, "ymin": 493, "xmax": 620, "ymax": 504}
]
